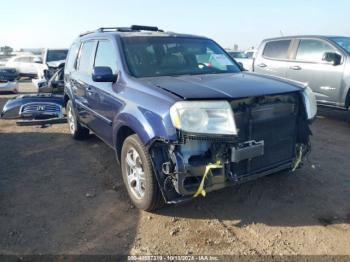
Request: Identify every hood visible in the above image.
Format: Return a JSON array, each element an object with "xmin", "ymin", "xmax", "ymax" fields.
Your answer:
[
  {"xmin": 47, "ymin": 60, "xmax": 65, "ymax": 68},
  {"xmin": 138, "ymin": 72, "xmax": 303, "ymax": 100}
]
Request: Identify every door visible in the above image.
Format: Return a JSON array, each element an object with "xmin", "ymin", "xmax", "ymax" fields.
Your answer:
[
  {"xmin": 254, "ymin": 39, "xmax": 293, "ymax": 78},
  {"xmin": 286, "ymin": 39, "xmax": 345, "ymax": 104},
  {"xmin": 72, "ymin": 40, "xmax": 99, "ymax": 128},
  {"xmin": 88, "ymin": 40, "xmax": 122, "ymax": 145}
]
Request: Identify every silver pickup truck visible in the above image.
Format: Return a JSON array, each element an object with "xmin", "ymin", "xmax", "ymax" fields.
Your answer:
[{"xmin": 253, "ymin": 35, "xmax": 350, "ymax": 118}]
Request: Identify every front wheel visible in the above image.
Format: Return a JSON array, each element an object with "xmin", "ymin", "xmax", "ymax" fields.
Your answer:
[
  {"xmin": 121, "ymin": 134, "xmax": 163, "ymax": 211},
  {"xmin": 66, "ymin": 100, "xmax": 89, "ymax": 140}
]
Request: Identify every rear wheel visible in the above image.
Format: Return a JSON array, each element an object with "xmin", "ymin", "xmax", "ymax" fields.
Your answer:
[
  {"xmin": 121, "ymin": 134, "xmax": 163, "ymax": 211},
  {"xmin": 66, "ymin": 100, "xmax": 89, "ymax": 140}
]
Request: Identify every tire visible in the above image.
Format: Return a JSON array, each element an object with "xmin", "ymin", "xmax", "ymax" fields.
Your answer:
[
  {"xmin": 66, "ymin": 100, "xmax": 90, "ymax": 140},
  {"xmin": 121, "ymin": 134, "xmax": 163, "ymax": 211}
]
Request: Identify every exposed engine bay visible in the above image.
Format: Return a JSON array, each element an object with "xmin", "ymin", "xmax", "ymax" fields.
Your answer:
[{"xmin": 149, "ymin": 92, "xmax": 311, "ymax": 203}]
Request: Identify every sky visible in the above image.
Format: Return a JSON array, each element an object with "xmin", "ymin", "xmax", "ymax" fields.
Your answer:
[{"xmin": 1, "ymin": 0, "xmax": 350, "ymax": 50}]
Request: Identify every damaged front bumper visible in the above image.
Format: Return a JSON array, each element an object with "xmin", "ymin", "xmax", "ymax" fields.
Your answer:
[
  {"xmin": 1, "ymin": 94, "xmax": 67, "ymax": 127},
  {"xmin": 148, "ymin": 92, "xmax": 312, "ymax": 204}
]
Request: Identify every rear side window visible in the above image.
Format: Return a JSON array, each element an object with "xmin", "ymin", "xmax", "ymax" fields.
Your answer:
[
  {"xmin": 66, "ymin": 43, "xmax": 80, "ymax": 72},
  {"xmin": 296, "ymin": 39, "xmax": 335, "ymax": 63},
  {"xmin": 94, "ymin": 40, "xmax": 117, "ymax": 73},
  {"xmin": 263, "ymin": 40, "xmax": 291, "ymax": 59},
  {"xmin": 77, "ymin": 41, "xmax": 96, "ymax": 74}
]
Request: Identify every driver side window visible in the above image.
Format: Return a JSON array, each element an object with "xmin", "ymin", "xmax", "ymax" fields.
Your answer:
[
  {"xmin": 94, "ymin": 40, "xmax": 118, "ymax": 73},
  {"xmin": 296, "ymin": 39, "xmax": 336, "ymax": 63}
]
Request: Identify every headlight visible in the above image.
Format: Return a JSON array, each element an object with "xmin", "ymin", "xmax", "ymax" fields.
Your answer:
[
  {"xmin": 302, "ymin": 86, "xmax": 317, "ymax": 120},
  {"xmin": 170, "ymin": 101, "xmax": 237, "ymax": 135}
]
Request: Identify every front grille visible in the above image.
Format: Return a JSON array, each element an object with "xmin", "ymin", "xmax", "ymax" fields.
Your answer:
[
  {"xmin": 20, "ymin": 103, "xmax": 62, "ymax": 118},
  {"xmin": 230, "ymin": 93, "xmax": 299, "ymax": 176}
]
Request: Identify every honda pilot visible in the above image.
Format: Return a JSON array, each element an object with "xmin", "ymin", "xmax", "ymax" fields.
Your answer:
[{"xmin": 64, "ymin": 25, "xmax": 316, "ymax": 211}]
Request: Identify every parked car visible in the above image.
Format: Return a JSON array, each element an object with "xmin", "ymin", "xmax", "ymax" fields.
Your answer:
[
  {"xmin": 227, "ymin": 51, "xmax": 253, "ymax": 71},
  {"xmin": 63, "ymin": 26, "xmax": 315, "ymax": 210},
  {"xmin": 35, "ymin": 49, "xmax": 68, "ymax": 80},
  {"xmin": 42, "ymin": 48, "xmax": 68, "ymax": 64},
  {"xmin": 33, "ymin": 61, "xmax": 65, "ymax": 93},
  {"xmin": 254, "ymin": 35, "xmax": 350, "ymax": 115},
  {"xmin": 0, "ymin": 67, "xmax": 18, "ymax": 93},
  {"xmin": 244, "ymin": 49, "xmax": 256, "ymax": 59},
  {"xmin": 6, "ymin": 55, "xmax": 45, "ymax": 78}
]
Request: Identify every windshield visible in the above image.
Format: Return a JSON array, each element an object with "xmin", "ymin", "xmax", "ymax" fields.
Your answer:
[
  {"xmin": 228, "ymin": 51, "xmax": 248, "ymax": 59},
  {"xmin": 46, "ymin": 50, "xmax": 68, "ymax": 62},
  {"xmin": 121, "ymin": 37, "xmax": 241, "ymax": 77},
  {"xmin": 330, "ymin": 37, "xmax": 350, "ymax": 53}
]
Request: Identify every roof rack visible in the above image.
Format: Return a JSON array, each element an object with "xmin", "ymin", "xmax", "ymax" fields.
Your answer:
[{"xmin": 79, "ymin": 25, "xmax": 163, "ymax": 37}]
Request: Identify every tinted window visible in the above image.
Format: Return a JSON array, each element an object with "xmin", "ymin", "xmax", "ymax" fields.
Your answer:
[
  {"xmin": 330, "ymin": 37, "xmax": 350, "ymax": 53},
  {"xmin": 46, "ymin": 50, "xmax": 68, "ymax": 62},
  {"xmin": 296, "ymin": 39, "xmax": 335, "ymax": 62},
  {"xmin": 78, "ymin": 41, "xmax": 96, "ymax": 74},
  {"xmin": 15, "ymin": 57, "xmax": 24, "ymax": 62},
  {"xmin": 122, "ymin": 37, "xmax": 240, "ymax": 77},
  {"xmin": 245, "ymin": 51, "xmax": 254, "ymax": 58},
  {"xmin": 228, "ymin": 52, "xmax": 247, "ymax": 58},
  {"xmin": 94, "ymin": 41, "xmax": 117, "ymax": 73},
  {"xmin": 66, "ymin": 43, "xmax": 80, "ymax": 72},
  {"xmin": 263, "ymin": 40, "xmax": 291, "ymax": 59},
  {"xmin": 27, "ymin": 57, "xmax": 34, "ymax": 63}
]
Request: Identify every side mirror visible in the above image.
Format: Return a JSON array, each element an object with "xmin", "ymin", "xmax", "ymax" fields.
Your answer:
[
  {"xmin": 322, "ymin": 52, "xmax": 342, "ymax": 66},
  {"xmin": 92, "ymin": 66, "xmax": 117, "ymax": 82},
  {"xmin": 33, "ymin": 57, "xmax": 43, "ymax": 64}
]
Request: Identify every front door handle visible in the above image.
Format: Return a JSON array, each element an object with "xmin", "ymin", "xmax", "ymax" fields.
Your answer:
[
  {"xmin": 289, "ymin": 65, "xmax": 302, "ymax": 70},
  {"xmin": 257, "ymin": 63, "xmax": 267, "ymax": 68},
  {"xmin": 86, "ymin": 87, "xmax": 95, "ymax": 95}
]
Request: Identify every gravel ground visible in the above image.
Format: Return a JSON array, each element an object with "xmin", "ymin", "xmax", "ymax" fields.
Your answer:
[{"xmin": 0, "ymin": 81, "xmax": 349, "ymax": 256}]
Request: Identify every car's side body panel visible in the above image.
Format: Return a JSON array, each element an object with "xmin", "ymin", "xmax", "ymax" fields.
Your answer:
[{"xmin": 254, "ymin": 35, "xmax": 350, "ymax": 109}]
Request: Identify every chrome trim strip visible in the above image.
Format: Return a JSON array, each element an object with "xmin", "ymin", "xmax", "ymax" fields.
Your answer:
[{"xmin": 75, "ymin": 100, "xmax": 112, "ymax": 126}]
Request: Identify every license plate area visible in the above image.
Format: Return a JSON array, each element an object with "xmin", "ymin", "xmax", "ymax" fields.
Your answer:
[{"xmin": 231, "ymin": 140, "xmax": 264, "ymax": 163}]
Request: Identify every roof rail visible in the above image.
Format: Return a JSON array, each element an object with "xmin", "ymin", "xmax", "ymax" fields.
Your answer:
[{"xmin": 79, "ymin": 25, "xmax": 163, "ymax": 37}]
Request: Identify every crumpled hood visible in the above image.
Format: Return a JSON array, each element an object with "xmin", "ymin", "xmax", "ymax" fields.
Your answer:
[
  {"xmin": 139, "ymin": 72, "xmax": 303, "ymax": 100},
  {"xmin": 47, "ymin": 60, "xmax": 65, "ymax": 68}
]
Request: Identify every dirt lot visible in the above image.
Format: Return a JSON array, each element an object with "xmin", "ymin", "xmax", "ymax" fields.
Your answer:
[{"xmin": 0, "ymin": 81, "xmax": 350, "ymax": 256}]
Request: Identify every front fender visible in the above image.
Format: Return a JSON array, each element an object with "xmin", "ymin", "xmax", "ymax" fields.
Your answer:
[{"xmin": 113, "ymin": 106, "xmax": 177, "ymax": 147}]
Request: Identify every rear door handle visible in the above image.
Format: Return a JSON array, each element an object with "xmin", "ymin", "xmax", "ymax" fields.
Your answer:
[
  {"xmin": 289, "ymin": 65, "xmax": 302, "ymax": 70},
  {"xmin": 257, "ymin": 63, "xmax": 267, "ymax": 68}
]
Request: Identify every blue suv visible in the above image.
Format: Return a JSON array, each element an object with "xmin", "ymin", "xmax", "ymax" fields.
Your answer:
[{"xmin": 64, "ymin": 25, "xmax": 316, "ymax": 210}]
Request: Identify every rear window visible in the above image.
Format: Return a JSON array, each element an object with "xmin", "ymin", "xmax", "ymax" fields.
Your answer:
[{"xmin": 263, "ymin": 40, "xmax": 291, "ymax": 59}]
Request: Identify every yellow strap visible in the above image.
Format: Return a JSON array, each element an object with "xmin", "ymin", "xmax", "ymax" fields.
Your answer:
[
  {"xmin": 193, "ymin": 162, "xmax": 222, "ymax": 198},
  {"xmin": 292, "ymin": 147, "xmax": 303, "ymax": 172}
]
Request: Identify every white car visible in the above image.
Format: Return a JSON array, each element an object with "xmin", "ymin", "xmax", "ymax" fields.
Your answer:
[
  {"xmin": 6, "ymin": 55, "xmax": 45, "ymax": 78},
  {"xmin": 226, "ymin": 51, "xmax": 254, "ymax": 71}
]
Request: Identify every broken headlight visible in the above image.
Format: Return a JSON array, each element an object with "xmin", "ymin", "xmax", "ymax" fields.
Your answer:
[
  {"xmin": 170, "ymin": 101, "xmax": 237, "ymax": 135},
  {"xmin": 302, "ymin": 86, "xmax": 317, "ymax": 120}
]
